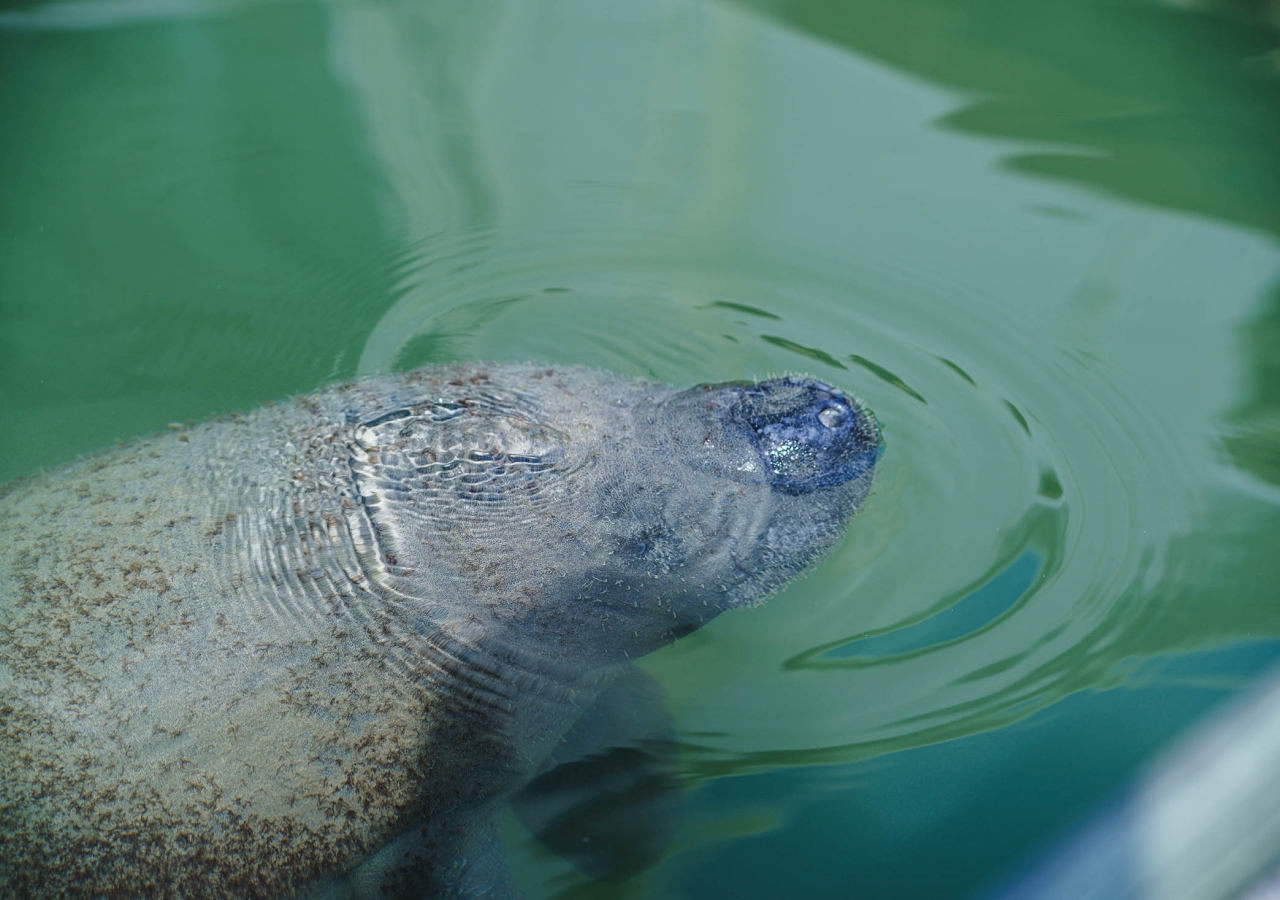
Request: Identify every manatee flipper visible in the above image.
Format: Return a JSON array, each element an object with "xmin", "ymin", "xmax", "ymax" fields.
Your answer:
[
  {"xmin": 307, "ymin": 805, "xmax": 519, "ymax": 900},
  {"xmin": 510, "ymin": 664, "xmax": 682, "ymax": 882}
]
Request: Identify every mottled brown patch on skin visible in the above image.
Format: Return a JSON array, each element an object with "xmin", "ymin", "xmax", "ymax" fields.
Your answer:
[{"xmin": 0, "ymin": 397, "xmax": 449, "ymax": 897}]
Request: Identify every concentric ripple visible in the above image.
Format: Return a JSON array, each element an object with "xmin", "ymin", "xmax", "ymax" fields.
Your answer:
[{"xmin": 349, "ymin": 224, "xmax": 1199, "ymax": 770}]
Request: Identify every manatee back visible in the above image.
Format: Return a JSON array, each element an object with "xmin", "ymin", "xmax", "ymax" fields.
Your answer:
[
  {"xmin": 0, "ymin": 363, "xmax": 654, "ymax": 898},
  {"xmin": 0, "ymin": 403, "xmax": 437, "ymax": 896}
]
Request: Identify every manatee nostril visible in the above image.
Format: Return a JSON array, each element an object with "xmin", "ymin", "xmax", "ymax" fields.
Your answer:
[
  {"xmin": 817, "ymin": 402, "xmax": 850, "ymax": 430},
  {"xmin": 743, "ymin": 381, "xmax": 878, "ymax": 493}
]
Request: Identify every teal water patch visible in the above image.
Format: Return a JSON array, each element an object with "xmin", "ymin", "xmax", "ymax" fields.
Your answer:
[
  {"xmin": 1119, "ymin": 638, "xmax": 1280, "ymax": 693},
  {"xmin": 823, "ymin": 550, "xmax": 1043, "ymax": 661}
]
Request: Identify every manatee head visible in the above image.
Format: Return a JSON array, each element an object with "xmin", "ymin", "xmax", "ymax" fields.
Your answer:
[
  {"xmin": 580, "ymin": 376, "xmax": 880, "ymax": 649},
  {"xmin": 346, "ymin": 367, "xmax": 880, "ymax": 662},
  {"xmin": 652, "ymin": 376, "xmax": 879, "ymax": 599}
]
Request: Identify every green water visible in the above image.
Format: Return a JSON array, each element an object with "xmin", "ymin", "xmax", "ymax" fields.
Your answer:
[{"xmin": 3, "ymin": 0, "xmax": 1280, "ymax": 897}]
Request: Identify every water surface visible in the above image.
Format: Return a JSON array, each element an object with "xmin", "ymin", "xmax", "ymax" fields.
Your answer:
[{"xmin": 2, "ymin": 0, "xmax": 1280, "ymax": 897}]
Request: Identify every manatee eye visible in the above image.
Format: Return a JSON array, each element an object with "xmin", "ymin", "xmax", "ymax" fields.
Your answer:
[
  {"xmin": 817, "ymin": 402, "xmax": 851, "ymax": 430},
  {"xmin": 621, "ymin": 528, "xmax": 665, "ymax": 560},
  {"xmin": 620, "ymin": 536, "xmax": 651, "ymax": 558}
]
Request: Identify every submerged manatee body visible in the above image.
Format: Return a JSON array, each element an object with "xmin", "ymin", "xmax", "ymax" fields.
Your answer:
[{"xmin": 0, "ymin": 363, "xmax": 879, "ymax": 899}]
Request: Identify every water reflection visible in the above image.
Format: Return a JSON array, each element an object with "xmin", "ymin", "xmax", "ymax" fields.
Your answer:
[
  {"xmin": 729, "ymin": 0, "xmax": 1280, "ymax": 237},
  {"xmin": 1224, "ymin": 280, "xmax": 1280, "ymax": 486}
]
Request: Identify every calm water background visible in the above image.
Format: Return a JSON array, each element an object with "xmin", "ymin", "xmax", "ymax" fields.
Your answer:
[{"xmin": 3, "ymin": 0, "xmax": 1280, "ymax": 897}]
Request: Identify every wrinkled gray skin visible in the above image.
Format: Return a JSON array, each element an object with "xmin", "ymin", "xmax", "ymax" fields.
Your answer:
[{"xmin": 0, "ymin": 363, "xmax": 879, "ymax": 899}]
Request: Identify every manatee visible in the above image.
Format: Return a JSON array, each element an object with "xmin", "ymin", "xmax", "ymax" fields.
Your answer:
[{"xmin": 0, "ymin": 363, "xmax": 880, "ymax": 899}]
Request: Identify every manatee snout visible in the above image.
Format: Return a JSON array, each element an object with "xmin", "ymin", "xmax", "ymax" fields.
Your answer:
[
  {"xmin": 659, "ymin": 375, "xmax": 881, "ymax": 496},
  {"xmin": 640, "ymin": 375, "xmax": 880, "ymax": 610},
  {"xmin": 729, "ymin": 376, "xmax": 880, "ymax": 494}
]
